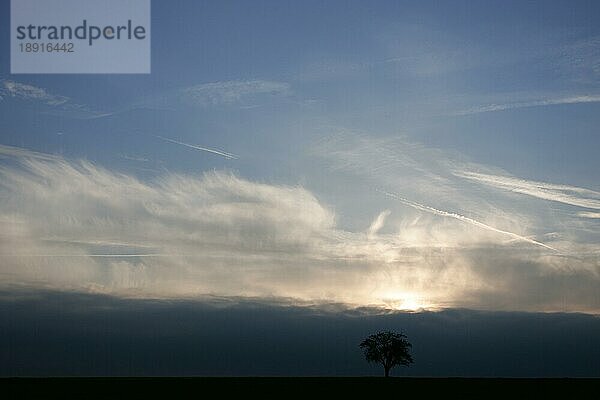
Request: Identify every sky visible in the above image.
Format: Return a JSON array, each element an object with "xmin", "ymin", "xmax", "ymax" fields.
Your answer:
[{"xmin": 0, "ymin": 1, "xmax": 600, "ymax": 375}]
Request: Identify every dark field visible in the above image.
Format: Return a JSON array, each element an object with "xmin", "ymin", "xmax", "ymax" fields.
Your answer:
[{"xmin": 2, "ymin": 378, "xmax": 599, "ymax": 399}]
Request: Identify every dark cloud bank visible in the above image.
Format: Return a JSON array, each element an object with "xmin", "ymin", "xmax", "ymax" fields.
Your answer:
[{"xmin": 1, "ymin": 290, "xmax": 598, "ymax": 377}]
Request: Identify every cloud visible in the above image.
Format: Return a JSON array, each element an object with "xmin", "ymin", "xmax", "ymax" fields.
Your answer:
[
  {"xmin": 0, "ymin": 79, "xmax": 68, "ymax": 105},
  {"xmin": 310, "ymin": 131, "xmax": 599, "ymax": 305},
  {"xmin": 0, "ymin": 79, "xmax": 109, "ymax": 119},
  {"xmin": 311, "ymin": 131, "xmax": 524, "ymax": 229},
  {"xmin": 310, "ymin": 131, "xmax": 599, "ymax": 255},
  {"xmin": 453, "ymin": 95, "xmax": 600, "ymax": 115},
  {"xmin": 456, "ymin": 171, "xmax": 600, "ymax": 210},
  {"xmin": 0, "ymin": 146, "xmax": 598, "ymax": 313},
  {"xmin": 0, "ymin": 143, "xmax": 59, "ymax": 161},
  {"xmin": 379, "ymin": 190, "xmax": 558, "ymax": 252},
  {"xmin": 119, "ymin": 154, "xmax": 150, "ymax": 163},
  {"xmin": 552, "ymin": 35, "xmax": 600, "ymax": 84},
  {"xmin": 180, "ymin": 80, "xmax": 291, "ymax": 107},
  {"xmin": 129, "ymin": 80, "xmax": 291, "ymax": 112},
  {"xmin": 367, "ymin": 210, "xmax": 390, "ymax": 238},
  {"xmin": 578, "ymin": 212, "xmax": 600, "ymax": 219}
]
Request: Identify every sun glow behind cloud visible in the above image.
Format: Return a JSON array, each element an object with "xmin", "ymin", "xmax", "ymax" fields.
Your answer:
[{"xmin": 380, "ymin": 292, "xmax": 433, "ymax": 312}]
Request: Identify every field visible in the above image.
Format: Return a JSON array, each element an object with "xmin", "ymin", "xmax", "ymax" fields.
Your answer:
[{"xmin": 3, "ymin": 377, "xmax": 599, "ymax": 398}]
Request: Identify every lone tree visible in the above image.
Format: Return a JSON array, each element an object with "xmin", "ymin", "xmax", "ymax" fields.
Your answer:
[{"xmin": 359, "ymin": 331, "xmax": 413, "ymax": 377}]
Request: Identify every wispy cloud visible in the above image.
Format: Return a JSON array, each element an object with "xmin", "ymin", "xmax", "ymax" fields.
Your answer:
[
  {"xmin": 118, "ymin": 154, "xmax": 150, "ymax": 163},
  {"xmin": 181, "ymin": 80, "xmax": 291, "ymax": 107},
  {"xmin": 0, "ymin": 79, "xmax": 109, "ymax": 119},
  {"xmin": 379, "ymin": 190, "xmax": 558, "ymax": 252},
  {"xmin": 456, "ymin": 171, "xmax": 600, "ymax": 210},
  {"xmin": 0, "ymin": 78, "xmax": 291, "ymax": 121},
  {"xmin": 311, "ymin": 131, "xmax": 599, "ymax": 257},
  {"xmin": 154, "ymin": 135, "xmax": 238, "ymax": 159},
  {"xmin": 0, "ymin": 146, "xmax": 598, "ymax": 312},
  {"xmin": 552, "ymin": 36, "xmax": 600, "ymax": 85},
  {"xmin": 367, "ymin": 210, "xmax": 390, "ymax": 238},
  {"xmin": 129, "ymin": 79, "xmax": 292, "ymax": 112},
  {"xmin": 578, "ymin": 212, "xmax": 600, "ymax": 219},
  {"xmin": 0, "ymin": 144, "xmax": 59, "ymax": 161},
  {"xmin": 454, "ymin": 95, "xmax": 600, "ymax": 115},
  {"xmin": 0, "ymin": 79, "xmax": 68, "ymax": 105}
]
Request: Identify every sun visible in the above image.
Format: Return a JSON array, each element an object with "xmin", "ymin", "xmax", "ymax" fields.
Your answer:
[{"xmin": 380, "ymin": 292, "xmax": 430, "ymax": 311}]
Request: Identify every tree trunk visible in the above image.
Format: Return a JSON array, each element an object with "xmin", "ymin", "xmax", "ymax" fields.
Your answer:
[{"xmin": 384, "ymin": 366, "xmax": 390, "ymax": 377}]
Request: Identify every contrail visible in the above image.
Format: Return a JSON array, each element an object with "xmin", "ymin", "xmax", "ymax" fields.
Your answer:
[
  {"xmin": 453, "ymin": 95, "xmax": 600, "ymax": 116},
  {"xmin": 154, "ymin": 135, "xmax": 238, "ymax": 159},
  {"xmin": 379, "ymin": 189, "xmax": 559, "ymax": 252},
  {"xmin": 455, "ymin": 171, "xmax": 600, "ymax": 210}
]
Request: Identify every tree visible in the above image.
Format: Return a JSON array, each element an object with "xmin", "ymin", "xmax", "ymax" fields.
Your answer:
[{"xmin": 359, "ymin": 331, "xmax": 413, "ymax": 377}]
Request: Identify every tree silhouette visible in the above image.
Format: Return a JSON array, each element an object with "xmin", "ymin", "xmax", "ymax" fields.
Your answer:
[{"xmin": 360, "ymin": 331, "xmax": 413, "ymax": 377}]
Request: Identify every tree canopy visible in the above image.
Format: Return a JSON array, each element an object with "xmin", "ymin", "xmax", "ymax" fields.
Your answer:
[{"xmin": 359, "ymin": 331, "xmax": 413, "ymax": 377}]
